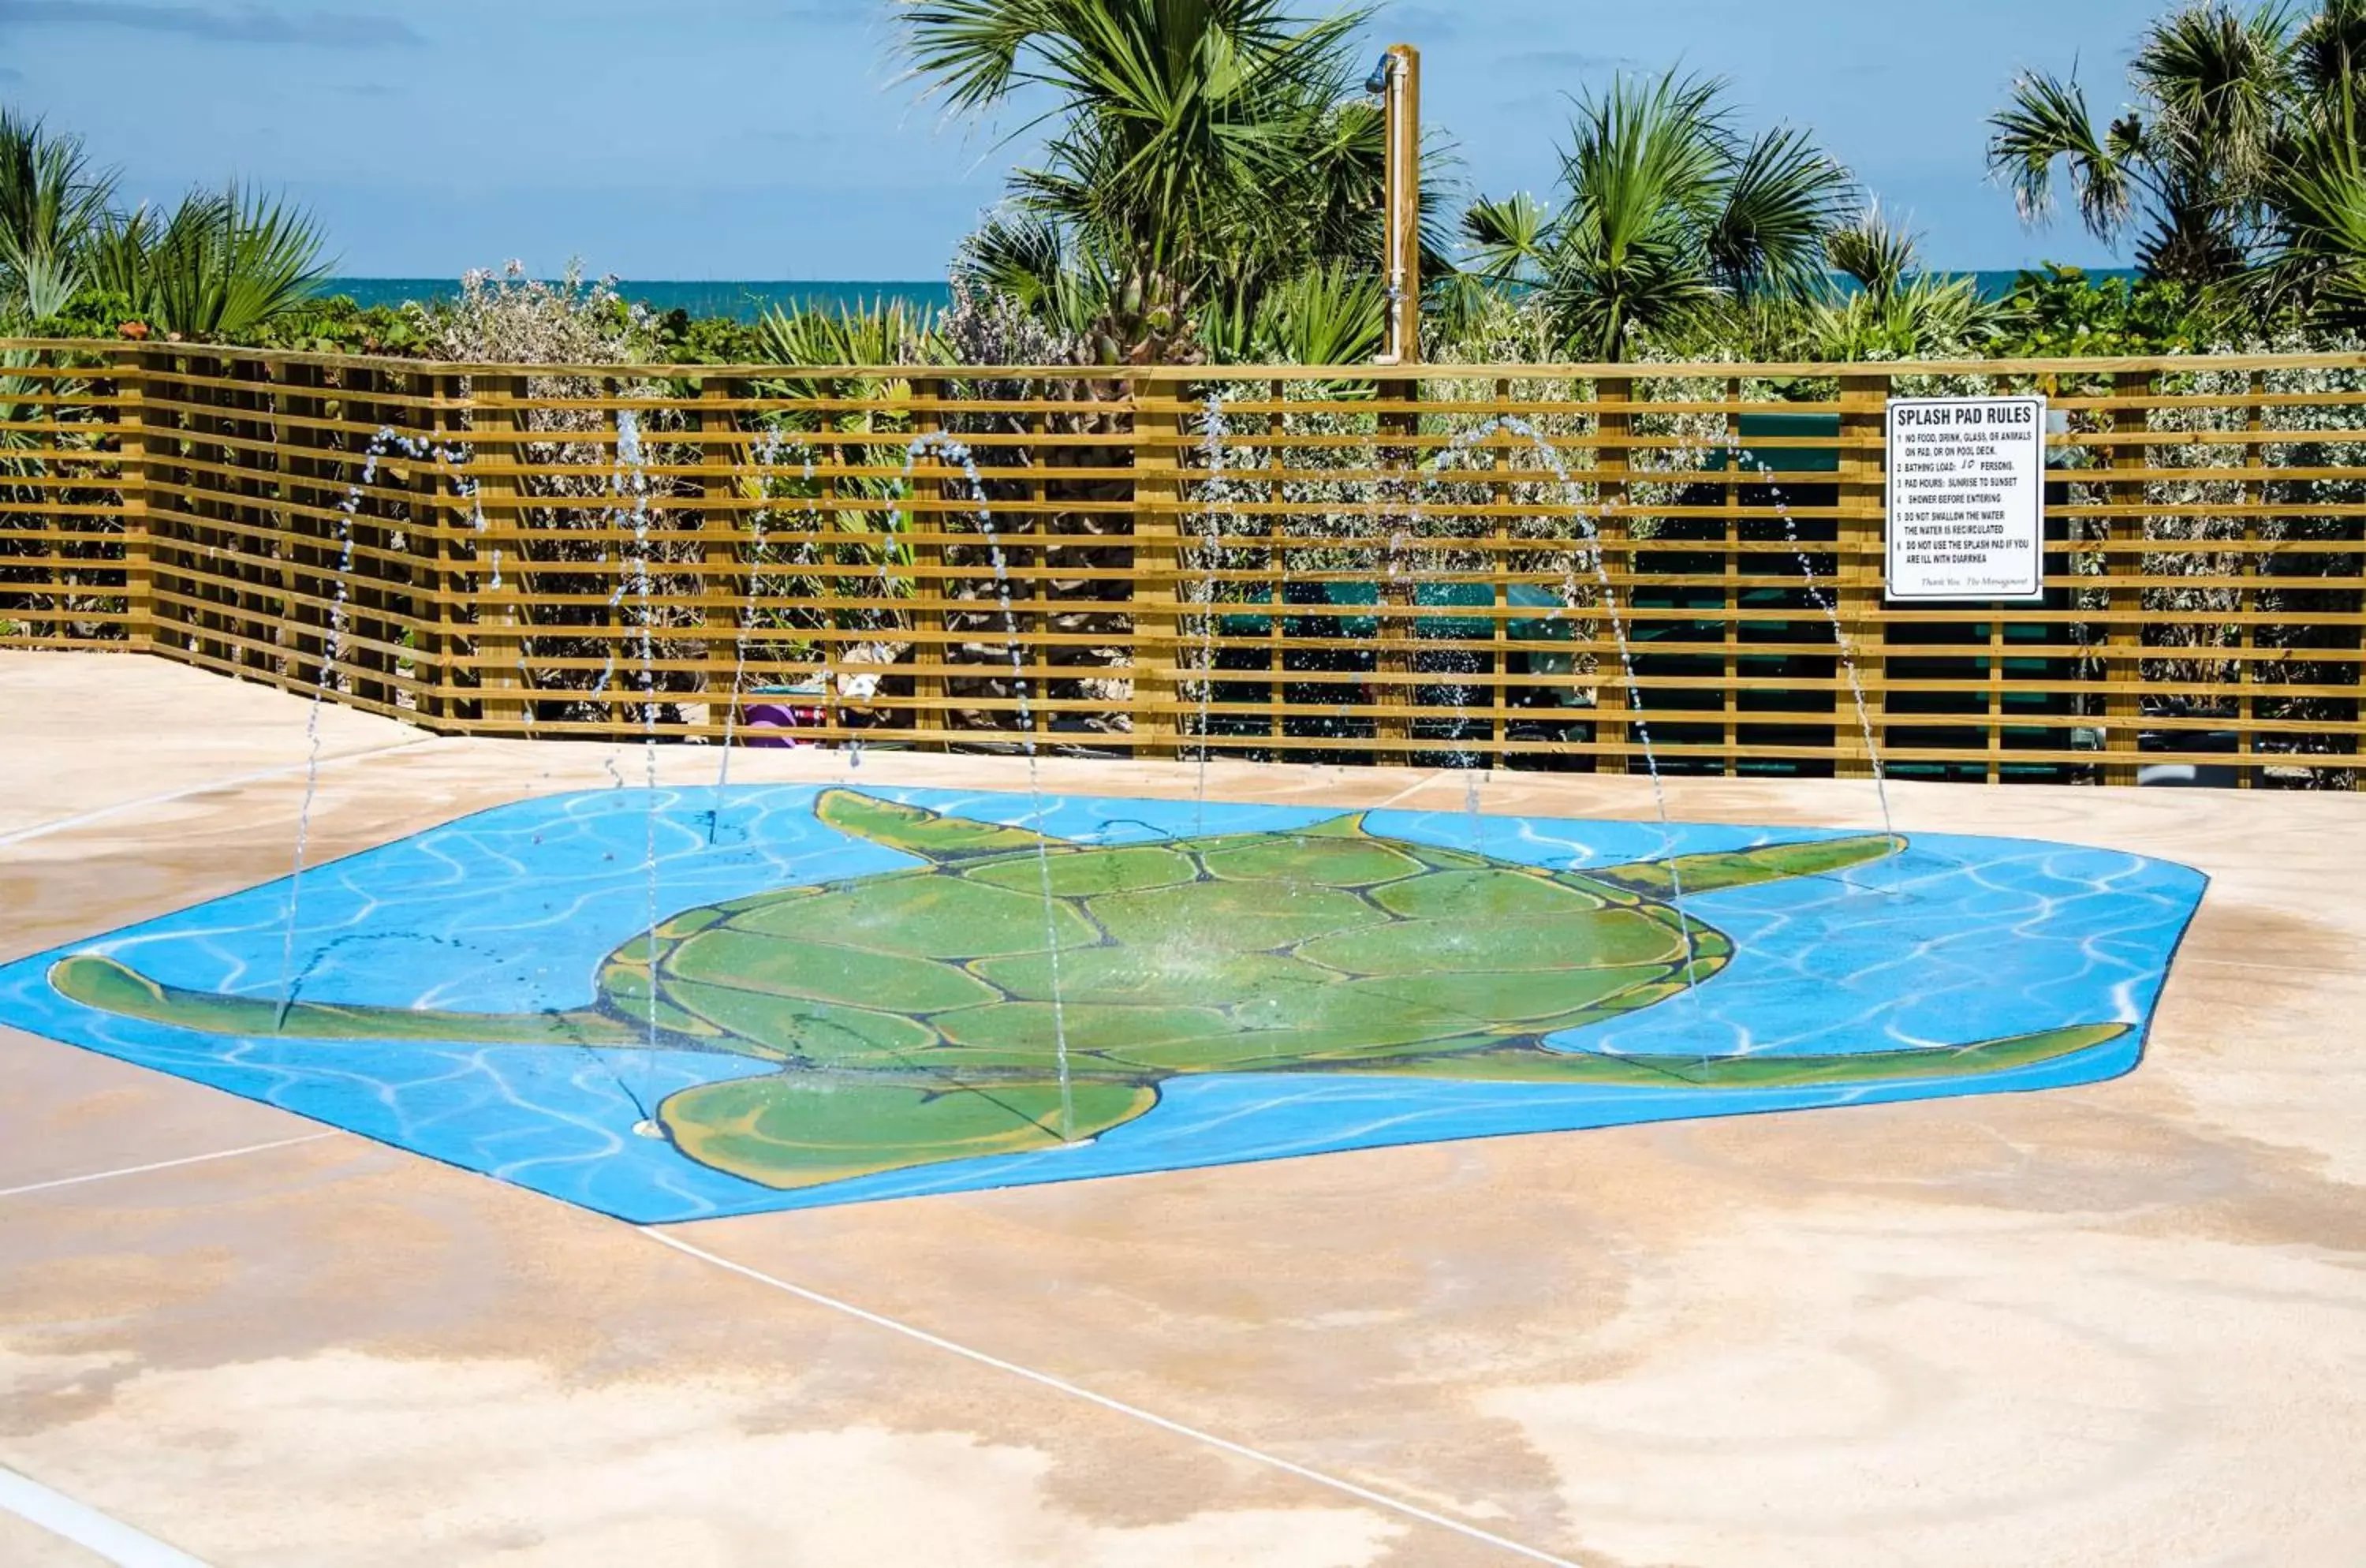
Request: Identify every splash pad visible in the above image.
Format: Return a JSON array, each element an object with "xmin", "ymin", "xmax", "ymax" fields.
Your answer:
[{"xmin": 0, "ymin": 782, "xmax": 2202, "ymax": 1222}]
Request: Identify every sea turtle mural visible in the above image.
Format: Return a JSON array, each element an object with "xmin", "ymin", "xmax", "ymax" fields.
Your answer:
[{"xmin": 49, "ymin": 790, "xmax": 2129, "ymax": 1193}]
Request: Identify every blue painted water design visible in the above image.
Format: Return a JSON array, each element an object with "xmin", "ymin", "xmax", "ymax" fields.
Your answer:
[{"xmin": 0, "ymin": 787, "xmax": 2206, "ymax": 1222}]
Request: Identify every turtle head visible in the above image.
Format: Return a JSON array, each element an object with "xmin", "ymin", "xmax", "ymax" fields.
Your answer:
[
  {"xmin": 816, "ymin": 790, "xmax": 1066, "ymax": 862},
  {"xmin": 1588, "ymin": 833, "xmax": 1906, "ymax": 898}
]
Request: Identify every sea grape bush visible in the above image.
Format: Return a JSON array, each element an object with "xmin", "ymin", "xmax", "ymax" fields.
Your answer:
[{"xmin": 416, "ymin": 259, "xmax": 655, "ymax": 366}]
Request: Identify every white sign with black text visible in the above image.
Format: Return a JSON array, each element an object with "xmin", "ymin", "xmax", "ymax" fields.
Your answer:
[{"xmin": 1883, "ymin": 395, "xmax": 2047, "ymax": 602}]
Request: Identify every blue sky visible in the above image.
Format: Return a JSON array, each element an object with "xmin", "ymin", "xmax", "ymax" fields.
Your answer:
[{"xmin": 2, "ymin": 0, "xmax": 2169, "ymax": 279}]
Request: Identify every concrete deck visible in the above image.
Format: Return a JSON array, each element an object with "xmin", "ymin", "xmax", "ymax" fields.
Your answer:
[{"xmin": 3, "ymin": 648, "xmax": 2363, "ymax": 1568}]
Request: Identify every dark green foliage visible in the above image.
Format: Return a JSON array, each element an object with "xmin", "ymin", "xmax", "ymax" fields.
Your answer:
[
  {"xmin": 647, "ymin": 308, "xmax": 767, "ymax": 365},
  {"xmin": 1991, "ymin": 265, "xmax": 2228, "ymax": 356},
  {"xmin": 12, "ymin": 10, "xmax": 2366, "ymax": 367},
  {"xmin": 21, "ymin": 286, "xmax": 421, "ymax": 353},
  {"xmin": 17, "ymin": 285, "xmax": 138, "ymax": 341}
]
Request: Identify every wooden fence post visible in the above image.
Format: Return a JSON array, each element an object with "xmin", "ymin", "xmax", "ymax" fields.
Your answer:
[
  {"xmin": 338, "ymin": 364, "xmax": 389, "ymax": 707},
  {"xmin": 1027, "ymin": 397, "xmax": 1051, "ymax": 748},
  {"xmin": 182, "ymin": 355, "xmax": 229, "ymax": 671},
  {"xmin": 2105, "ymin": 370, "xmax": 2150, "ymax": 786},
  {"xmin": 1836, "ymin": 372, "xmax": 1888, "ymax": 781},
  {"xmin": 1375, "ymin": 372, "xmax": 1418, "ymax": 767},
  {"xmin": 412, "ymin": 370, "xmax": 457, "ymax": 725},
  {"xmin": 1133, "ymin": 378, "xmax": 1183, "ymax": 757},
  {"xmin": 910, "ymin": 375, "xmax": 947, "ymax": 742},
  {"xmin": 1265, "ymin": 379, "xmax": 1288, "ymax": 749},
  {"xmin": 265, "ymin": 358, "xmax": 300, "ymax": 687},
  {"xmin": 1593, "ymin": 374, "xmax": 1631, "ymax": 774},
  {"xmin": 231, "ymin": 355, "xmax": 275, "ymax": 679},
  {"xmin": 472, "ymin": 374, "xmax": 528, "ymax": 730},
  {"xmin": 1721, "ymin": 375, "xmax": 1743, "ymax": 775},
  {"xmin": 1491, "ymin": 376, "xmax": 1513, "ymax": 761},
  {"xmin": 700, "ymin": 375, "xmax": 744, "ymax": 741},
  {"xmin": 145, "ymin": 350, "xmax": 188, "ymax": 659},
  {"xmin": 112, "ymin": 349, "xmax": 155, "ymax": 652},
  {"xmin": 277, "ymin": 360, "xmax": 329, "ymax": 689},
  {"xmin": 207, "ymin": 355, "xmax": 248, "ymax": 674},
  {"xmin": 2238, "ymin": 368, "xmax": 2263, "ymax": 788}
]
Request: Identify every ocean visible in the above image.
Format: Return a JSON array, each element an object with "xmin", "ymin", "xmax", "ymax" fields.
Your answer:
[
  {"xmin": 321, "ymin": 271, "xmax": 2136, "ymax": 323},
  {"xmin": 323, "ymin": 277, "xmax": 953, "ymax": 321}
]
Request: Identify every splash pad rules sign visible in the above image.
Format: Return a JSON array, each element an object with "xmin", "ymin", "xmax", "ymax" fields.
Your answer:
[{"xmin": 1884, "ymin": 395, "xmax": 2047, "ymax": 601}]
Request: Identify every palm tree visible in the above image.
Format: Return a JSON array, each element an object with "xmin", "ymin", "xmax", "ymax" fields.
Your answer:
[
  {"xmin": 2234, "ymin": 2, "xmax": 2366, "ymax": 319},
  {"xmin": 4, "ymin": 111, "xmax": 332, "ymax": 338},
  {"xmin": 1987, "ymin": 1, "xmax": 2299, "ymax": 282},
  {"xmin": 2245, "ymin": 72, "xmax": 2366, "ymax": 320},
  {"xmin": 0, "ymin": 110, "xmax": 116, "ymax": 323},
  {"xmin": 1804, "ymin": 206, "xmax": 1998, "ymax": 359},
  {"xmin": 901, "ymin": 0, "xmax": 1418, "ymax": 364},
  {"xmin": 82, "ymin": 184, "xmax": 332, "ymax": 339},
  {"xmin": 1461, "ymin": 72, "xmax": 1856, "ymax": 360},
  {"xmin": 2295, "ymin": 0, "xmax": 2366, "ymax": 97}
]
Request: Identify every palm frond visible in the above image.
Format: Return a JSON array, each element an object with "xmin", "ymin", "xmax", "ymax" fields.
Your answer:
[
  {"xmin": 2244, "ymin": 76, "xmax": 2366, "ymax": 324},
  {"xmin": 1528, "ymin": 70, "xmax": 1847, "ymax": 358},
  {"xmin": 1804, "ymin": 271, "xmax": 2000, "ymax": 360},
  {"xmin": 898, "ymin": 0, "xmax": 1073, "ymax": 117},
  {"xmin": 1459, "ymin": 191, "xmax": 1553, "ymax": 284},
  {"xmin": 1248, "ymin": 260, "xmax": 1385, "ymax": 364},
  {"xmin": 1987, "ymin": 69, "xmax": 2132, "ymax": 239},
  {"xmin": 2133, "ymin": 0, "xmax": 2297, "ymax": 192},
  {"xmin": 120, "ymin": 185, "xmax": 333, "ymax": 338},
  {"xmin": 0, "ymin": 109, "xmax": 116, "ymax": 320},
  {"xmin": 2297, "ymin": 0, "xmax": 2366, "ymax": 101},
  {"xmin": 1709, "ymin": 122, "xmax": 1857, "ymax": 298},
  {"xmin": 757, "ymin": 297, "xmax": 946, "ymax": 369},
  {"xmin": 1825, "ymin": 203, "xmax": 1923, "ymax": 300}
]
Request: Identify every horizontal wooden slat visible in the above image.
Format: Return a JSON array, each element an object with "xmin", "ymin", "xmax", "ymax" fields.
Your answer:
[{"xmin": 5, "ymin": 344, "xmax": 2362, "ymax": 786}]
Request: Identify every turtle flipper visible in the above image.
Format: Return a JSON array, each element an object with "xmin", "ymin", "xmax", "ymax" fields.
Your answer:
[
  {"xmin": 657, "ymin": 1073, "xmax": 1158, "ymax": 1190},
  {"xmin": 1330, "ymin": 1021, "xmax": 2129, "ymax": 1088},
  {"xmin": 49, "ymin": 954, "xmax": 639, "ymax": 1047},
  {"xmin": 1587, "ymin": 833, "xmax": 1905, "ymax": 898},
  {"xmin": 816, "ymin": 790, "xmax": 1069, "ymax": 862}
]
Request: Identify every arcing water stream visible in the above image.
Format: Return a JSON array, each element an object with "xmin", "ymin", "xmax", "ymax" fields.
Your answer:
[
  {"xmin": 1716, "ymin": 427, "xmax": 1897, "ymax": 853},
  {"xmin": 279, "ymin": 427, "xmax": 484, "ymax": 1025},
  {"xmin": 902, "ymin": 432, "xmax": 1077, "ymax": 1144}
]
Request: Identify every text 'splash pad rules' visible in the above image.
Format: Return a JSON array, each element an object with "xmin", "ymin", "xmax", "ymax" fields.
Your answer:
[{"xmin": 1885, "ymin": 396, "xmax": 2047, "ymax": 602}]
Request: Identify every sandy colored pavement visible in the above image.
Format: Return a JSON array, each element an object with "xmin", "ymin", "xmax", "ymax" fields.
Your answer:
[{"xmin": 2, "ymin": 648, "xmax": 2363, "ymax": 1567}]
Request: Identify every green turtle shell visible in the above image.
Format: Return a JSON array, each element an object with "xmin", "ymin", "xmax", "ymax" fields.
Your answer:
[{"xmin": 596, "ymin": 801, "xmax": 1731, "ymax": 1077}]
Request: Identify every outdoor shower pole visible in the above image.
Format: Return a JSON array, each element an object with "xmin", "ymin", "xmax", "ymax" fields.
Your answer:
[
  {"xmin": 1376, "ymin": 43, "xmax": 1420, "ymax": 368},
  {"xmin": 1374, "ymin": 43, "xmax": 1422, "ymax": 763}
]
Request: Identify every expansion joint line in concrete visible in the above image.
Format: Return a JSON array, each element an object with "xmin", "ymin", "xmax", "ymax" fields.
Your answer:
[
  {"xmin": 640, "ymin": 1228, "xmax": 1584, "ymax": 1567},
  {"xmin": 0, "ymin": 1462, "xmax": 213, "ymax": 1566},
  {"xmin": 0, "ymin": 1133, "xmax": 340, "ymax": 1200},
  {"xmin": 0, "ymin": 735, "xmax": 445, "ymax": 848}
]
